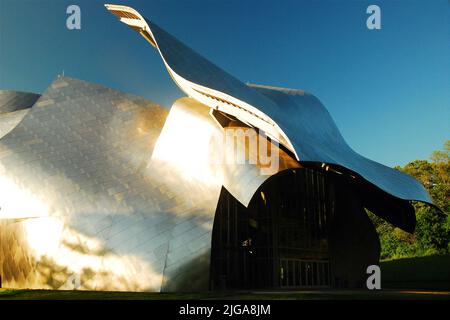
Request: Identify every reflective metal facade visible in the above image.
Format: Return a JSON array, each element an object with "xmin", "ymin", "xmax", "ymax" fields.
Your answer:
[
  {"xmin": 0, "ymin": 4, "xmax": 434, "ymax": 292},
  {"xmin": 0, "ymin": 90, "xmax": 40, "ymax": 139},
  {"xmin": 0, "ymin": 77, "xmax": 172, "ymax": 290},
  {"xmin": 0, "ymin": 90, "xmax": 40, "ymax": 114},
  {"xmin": 105, "ymin": 4, "xmax": 432, "ymax": 206},
  {"xmin": 0, "ymin": 77, "xmax": 294, "ymax": 291},
  {"xmin": 147, "ymin": 96, "xmax": 300, "ymax": 290}
]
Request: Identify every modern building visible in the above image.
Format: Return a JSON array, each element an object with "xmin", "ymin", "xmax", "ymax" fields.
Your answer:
[{"xmin": 0, "ymin": 4, "xmax": 433, "ymax": 291}]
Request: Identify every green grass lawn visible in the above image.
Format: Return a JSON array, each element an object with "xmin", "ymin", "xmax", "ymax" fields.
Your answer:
[
  {"xmin": 0, "ymin": 289, "xmax": 219, "ymax": 300},
  {"xmin": 0, "ymin": 288, "xmax": 449, "ymax": 300},
  {"xmin": 380, "ymin": 254, "xmax": 450, "ymax": 290},
  {"xmin": 0, "ymin": 255, "xmax": 448, "ymax": 300}
]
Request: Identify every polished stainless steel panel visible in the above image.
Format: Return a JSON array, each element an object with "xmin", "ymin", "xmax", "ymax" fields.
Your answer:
[
  {"xmin": 146, "ymin": 97, "xmax": 224, "ymax": 291},
  {"xmin": 147, "ymin": 97, "xmax": 300, "ymax": 290},
  {"xmin": 0, "ymin": 90, "xmax": 40, "ymax": 114},
  {"xmin": 0, "ymin": 90, "xmax": 40, "ymax": 139},
  {"xmin": 250, "ymin": 84, "xmax": 432, "ymax": 204},
  {"xmin": 106, "ymin": 5, "xmax": 432, "ymax": 206},
  {"xmin": 0, "ymin": 77, "xmax": 298, "ymax": 291},
  {"xmin": 0, "ymin": 109, "xmax": 30, "ymax": 139},
  {"xmin": 0, "ymin": 4, "xmax": 435, "ymax": 292},
  {"xmin": 220, "ymin": 125, "xmax": 300, "ymax": 206},
  {"xmin": 0, "ymin": 76, "xmax": 174, "ymax": 291}
]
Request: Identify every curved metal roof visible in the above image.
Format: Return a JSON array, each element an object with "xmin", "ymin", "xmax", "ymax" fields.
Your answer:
[
  {"xmin": 105, "ymin": 4, "xmax": 432, "ymax": 206},
  {"xmin": 0, "ymin": 91, "xmax": 39, "ymax": 139},
  {"xmin": 0, "ymin": 90, "xmax": 40, "ymax": 114},
  {"xmin": 251, "ymin": 85, "xmax": 432, "ymax": 204}
]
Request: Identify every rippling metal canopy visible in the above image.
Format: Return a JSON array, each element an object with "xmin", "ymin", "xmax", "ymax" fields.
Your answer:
[
  {"xmin": 105, "ymin": 4, "xmax": 432, "ymax": 206},
  {"xmin": 0, "ymin": 90, "xmax": 40, "ymax": 139},
  {"xmin": 0, "ymin": 90, "xmax": 40, "ymax": 114}
]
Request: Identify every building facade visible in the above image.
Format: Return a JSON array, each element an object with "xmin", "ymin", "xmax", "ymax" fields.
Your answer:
[{"xmin": 0, "ymin": 4, "xmax": 433, "ymax": 291}]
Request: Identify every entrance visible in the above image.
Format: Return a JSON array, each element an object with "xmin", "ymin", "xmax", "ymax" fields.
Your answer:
[
  {"xmin": 210, "ymin": 168, "xmax": 336, "ymax": 290},
  {"xmin": 279, "ymin": 259, "xmax": 331, "ymax": 288}
]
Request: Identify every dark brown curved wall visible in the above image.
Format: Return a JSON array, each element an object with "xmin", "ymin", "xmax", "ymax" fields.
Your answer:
[{"xmin": 328, "ymin": 177, "xmax": 381, "ymax": 288}]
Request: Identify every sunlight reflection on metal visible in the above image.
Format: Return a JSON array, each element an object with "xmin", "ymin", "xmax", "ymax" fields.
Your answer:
[
  {"xmin": 0, "ymin": 77, "xmax": 171, "ymax": 291},
  {"xmin": 0, "ymin": 3, "xmax": 435, "ymax": 293},
  {"xmin": 105, "ymin": 4, "xmax": 431, "ymax": 206},
  {"xmin": 0, "ymin": 77, "xmax": 290, "ymax": 292},
  {"xmin": 151, "ymin": 98, "xmax": 223, "ymax": 187},
  {"xmin": 0, "ymin": 174, "xmax": 50, "ymax": 219}
]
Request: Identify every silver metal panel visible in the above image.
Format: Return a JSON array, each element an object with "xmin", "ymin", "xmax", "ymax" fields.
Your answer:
[
  {"xmin": 0, "ymin": 90, "xmax": 39, "ymax": 139},
  {"xmin": 220, "ymin": 125, "xmax": 300, "ymax": 206},
  {"xmin": 0, "ymin": 90, "xmax": 40, "ymax": 114},
  {"xmin": 107, "ymin": 6, "xmax": 431, "ymax": 205},
  {"xmin": 0, "ymin": 77, "xmax": 286, "ymax": 292},
  {"xmin": 145, "ymin": 20, "xmax": 281, "ymax": 119},
  {"xmin": 0, "ymin": 76, "xmax": 176, "ymax": 291},
  {"xmin": 0, "ymin": 5, "xmax": 434, "ymax": 292},
  {"xmin": 147, "ymin": 97, "xmax": 299, "ymax": 290},
  {"xmin": 146, "ymin": 97, "xmax": 224, "ymax": 291},
  {"xmin": 0, "ymin": 109, "xmax": 29, "ymax": 139},
  {"xmin": 250, "ymin": 84, "xmax": 432, "ymax": 204}
]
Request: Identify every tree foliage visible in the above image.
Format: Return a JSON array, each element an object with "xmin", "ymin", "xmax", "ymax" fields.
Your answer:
[{"xmin": 368, "ymin": 140, "xmax": 450, "ymax": 260}]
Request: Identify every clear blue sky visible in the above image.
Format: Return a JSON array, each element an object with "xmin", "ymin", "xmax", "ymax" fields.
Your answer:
[{"xmin": 0, "ymin": 0, "xmax": 448, "ymax": 167}]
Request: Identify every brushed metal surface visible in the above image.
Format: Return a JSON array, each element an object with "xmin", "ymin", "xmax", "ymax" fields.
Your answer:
[
  {"xmin": 0, "ymin": 90, "xmax": 40, "ymax": 139},
  {"xmin": 0, "ymin": 4, "xmax": 435, "ymax": 292},
  {"xmin": 250, "ymin": 84, "xmax": 432, "ymax": 204},
  {"xmin": 0, "ymin": 109, "xmax": 30, "ymax": 139},
  {"xmin": 0, "ymin": 77, "xmax": 291, "ymax": 292},
  {"xmin": 105, "ymin": 5, "xmax": 432, "ymax": 206},
  {"xmin": 0, "ymin": 90, "xmax": 40, "ymax": 114},
  {"xmin": 0, "ymin": 76, "xmax": 173, "ymax": 291},
  {"xmin": 148, "ymin": 97, "xmax": 300, "ymax": 290}
]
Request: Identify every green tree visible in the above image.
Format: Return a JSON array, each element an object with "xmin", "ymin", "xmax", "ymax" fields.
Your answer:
[{"xmin": 370, "ymin": 140, "xmax": 450, "ymax": 260}]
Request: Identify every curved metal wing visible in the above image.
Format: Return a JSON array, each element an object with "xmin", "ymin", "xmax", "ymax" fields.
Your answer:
[
  {"xmin": 105, "ymin": 4, "xmax": 432, "ymax": 206},
  {"xmin": 0, "ymin": 90, "xmax": 40, "ymax": 114},
  {"xmin": 0, "ymin": 91, "xmax": 40, "ymax": 139},
  {"xmin": 104, "ymin": 4, "xmax": 297, "ymax": 158},
  {"xmin": 250, "ymin": 84, "xmax": 432, "ymax": 204}
]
